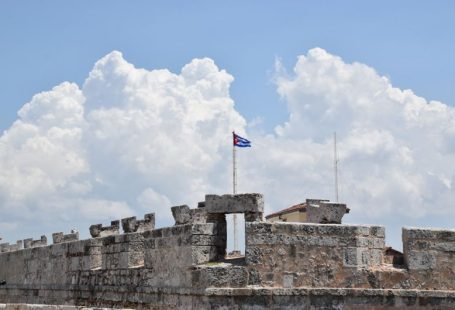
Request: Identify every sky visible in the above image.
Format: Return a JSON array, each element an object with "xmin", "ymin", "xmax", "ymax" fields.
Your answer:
[{"xmin": 0, "ymin": 1, "xmax": 455, "ymax": 251}]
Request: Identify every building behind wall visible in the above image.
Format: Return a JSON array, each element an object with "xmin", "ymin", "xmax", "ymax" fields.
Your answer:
[
  {"xmin": 266, "ymin": 198, "xmax": 350, "ymax": 224},
  {"xmin": 266, "ymin": 202, "xmax": 309, "ymax": 222}
]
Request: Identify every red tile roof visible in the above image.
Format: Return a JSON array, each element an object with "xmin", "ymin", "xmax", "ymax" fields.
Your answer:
[
  {"xmin": 265, "ymin": 199, "xmax": 350, "ymax": 220},
  {"xmin": 265, "ymin": 203, "xmax": 308, "ymax": 219}
]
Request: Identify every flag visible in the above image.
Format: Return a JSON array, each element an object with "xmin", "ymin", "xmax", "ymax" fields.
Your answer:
[{"xmin": 233, "ymin": 132, "xmax": 251, "ymax": 147}]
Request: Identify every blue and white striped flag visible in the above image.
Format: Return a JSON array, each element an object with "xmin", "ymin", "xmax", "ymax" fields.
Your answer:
[{"xmin": 233, "ymin": 132, "xmax": 251, "ymax": 147}]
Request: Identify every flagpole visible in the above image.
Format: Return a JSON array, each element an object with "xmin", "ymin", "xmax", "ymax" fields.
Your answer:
[
  {"xmin": 334, "ymin": 132, "xmax": 339, "ymax": 202},
  {"xmin": 232, "ymin": 132, "xmax": 238, "ymax": 252}
]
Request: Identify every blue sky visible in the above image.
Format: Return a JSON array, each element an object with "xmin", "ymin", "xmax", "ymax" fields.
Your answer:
[
  {"xmin": 1, "ymin": 1, "xmax": 455, "ymax": 250},
  {"xmin": 1, "ymin": 1, "xmax": 454, "ymax": 132}
]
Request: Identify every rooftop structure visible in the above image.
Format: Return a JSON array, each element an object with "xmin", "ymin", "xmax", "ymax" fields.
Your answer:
[
  {"xmin": 266, "ymin": 198, "xmax": 350, "ymax": 224},
  {"xmin": 266, "ymin": 202, "xmax": 309, "ymax": 222}
]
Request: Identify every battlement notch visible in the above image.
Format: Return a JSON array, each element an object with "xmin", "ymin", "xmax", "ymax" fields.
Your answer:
[
  {"xmin": 121, "ymin": 213, "xmax": 155, "ymax": 233},
  {"xmin": 89, "ymin": 220, "xmax": 120, "ymax": 238},
  {"xmin": 23, "ymin": 235, "xmax": 47, "ymax": 249},
  {"xmin": 52, "ymin": 230, "xmax": 79, "ymax": 244}
]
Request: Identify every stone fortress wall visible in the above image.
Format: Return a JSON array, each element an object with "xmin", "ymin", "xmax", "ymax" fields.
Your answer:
[{"xmin": 0, "ymin": 194, "xmax": 454, "ymax": 309}]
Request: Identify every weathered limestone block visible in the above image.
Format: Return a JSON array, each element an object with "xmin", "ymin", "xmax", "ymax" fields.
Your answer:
[
  {"xmin": 23, "ymin": 235, "xmax": 47, "ymax": 249},
  {"xmin": 306, "ymin": 202, "xmax": 348, "ymax": 224},
  {"xmin": 191, "ymin": 264, "xmax": 248, "ymax": 288},
  {"xmin": 403, "ymin": 227, "xmax": 455, "ymax": 242},
  {"xmin": 23, "ymin": 238, "xmax": 32, "ymax": 249},
  {"xmin": 121, "ymin": 213, "xmax": 155, "ymax": 233},
  {"xmin": 244, "ymin": 211, "xmax": 262, "ymax": 222},
  {"xmin": 143, "ymin": 222, "xmax": 227, "ymax": 275},
  {"xmin": 171, "ymin": 205, "xmax": 212, "ymax": 225},
  {"xmin": 245, "ymin": 222, "xmax": 386, "ymax": 287},
  {"xmin": 306, "ymin": 198, "xmax": 330, "ymax": 204},
  {"xmin": 205, "ymin": 193, "xmax": 264, "ymax": 221},
  {"xmin": 101, "ymin": 233, "xmax": 146, "ymax": 269},
  {"xmin": 121, "ymin": 216, "xmax": 137, "ymax": 233},
  {"xmin": 171, "ymin": 205, "xmax": 192, "ymax": 225},
  {"xmin": 89, "ymin": 220, "xmax": 120, "ymax": 238},
  {"xmin": 52, "ymin": 231, "xmax": 79, "ymax": 244},
  {"xmin": 189, "ymin": 208, "xmax": 210, "ymax": 224},
  {"xmin": 343, "ymin": 247, "xmax": 383, "ymax": 267},
  {"xmin": 8, "ymin": 241, "xmax": 23, "ymax": 252},
  {"xmin": 137, "ymin": 213, "xmax": 155, "ymax": 232},
  {"xmin": 192, "ymin": 245, "xmax": 225, "ymax": 264},
  {"xmin": 403, "ymin": 227, "xmax": 455, "ymax": 272},
  {"xmin": 0, "ymin": 243, "xmax": 9, "ymax": 253},
  {"xmin": 83, "ymin": 239, "xmax": 103, "ymax": 270},
  {"xmin": 405, "ymin": 251, "xmax": 436, "ymax": 270},
  {"xmin": 65, "ymin": 238, "xmax": 103, "ymax": 271}
]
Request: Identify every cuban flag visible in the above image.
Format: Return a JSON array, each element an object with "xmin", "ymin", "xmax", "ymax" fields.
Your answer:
[{"xmin": 233, "ymin": 132, "xmax": 251, "ymax": 147}]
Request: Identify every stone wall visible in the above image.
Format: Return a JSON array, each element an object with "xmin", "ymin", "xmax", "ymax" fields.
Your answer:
[
  {"xmin": 0, "ymin": 218, "xmax": 226, "ymax": 306},
  {"xmin": 1, "ymin": 194, "xmax": 455, "ymax": 309},
  {"xmin": 245, "ymin": 222, "xmax": 385, "ymax": 288},
  {"xmin": 245, "ymin": 222, "xmax": 455, "ymax": 292},
  {"xmin": 2, "ymin": 288, "xmax": 455, "ymax": 310},
  {"xmin": 403, "ymin": 227, "xmax": 455, "ymax": 290}
]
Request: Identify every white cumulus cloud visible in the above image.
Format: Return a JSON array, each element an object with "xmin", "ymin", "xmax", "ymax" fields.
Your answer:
[
  {"xmin": 242, "ymin": 48, "xmax": 455, "ymax": 248},
  {"xmin": 0, "ymin": 51, "xmax": 246, "ymax": 241},
  {"xmin": 1, "ymin": 48, "xmax": 454, "ymax": 250}
]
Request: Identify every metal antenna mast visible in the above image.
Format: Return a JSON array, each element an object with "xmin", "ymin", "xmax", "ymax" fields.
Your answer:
[{"xmin": 334, "ymin": 132, "xmax": 339, "ymax": 202}]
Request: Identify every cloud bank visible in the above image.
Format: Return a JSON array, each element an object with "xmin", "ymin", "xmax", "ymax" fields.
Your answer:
[
  {"xmin": 1, "ymin": 48, "xmax": 454, "ymax": 249},
  {"xmin": 267, "ymin": 48, "xmax": 455, "ymax": 219},
  {"xmin": 0, "ymin": 52, "xmax": 246, "ymax": 240}
]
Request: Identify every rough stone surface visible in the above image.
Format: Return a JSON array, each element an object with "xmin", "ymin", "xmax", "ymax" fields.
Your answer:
[
  {"xmin": 23, "ymin": 236, "xmax": 47, "ymax": 249},
  {"xmin": 0, "ymin": 305, "xmax": 130, "ymax": 309},
  {"xmin": 205, "ymin": 193, "xmax": 264, "ymax": 221},
  {"xmin": 52, "ymin": 231, "xmax": 79, "ymax": 244},
  {"xmin": 306, "ymin": 201, "xmax": 349, "ymax": 224},
  {"xmin": 0, "ymin": 194, "xmax": 455, "ymax": 309},
  {"xmin": 0, "ymin": 241, "xmax": 22, "ymax": 253},
  {"xmin": 171, "ymin": 205, "xmax": 219, "ymax": 226},
  {"xmin": 121, "ymin": 213, "xmax": 155, "ymax": 233},
  {"xmin": 245, "ymin": 222, "xmax": 390, "ymax": 289},
  {"xmin": 171, "ymin": 205, "xmax": 192, "ymax": 225},
  {"xmin": 1, "ymin": 288, "xmax": 455, "ymax": 309},
  {"xmin": 137, "ymin": 213, "xmax": 155, "ymax": 232},
  {"xmin": 89, "ymin": 220, "xmax": 119, "ymax": 238},
  {"xmin": 402, "ymin": 227, "xmax": 455, "ymax": 290}
]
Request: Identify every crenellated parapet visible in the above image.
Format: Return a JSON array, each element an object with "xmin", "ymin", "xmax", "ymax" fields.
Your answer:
[
  {"xmin": 171, "ymin": 204, "xmax": 216, "ymax": 225},
  {"xmin": 169, "ymin": 193, "xmax": 264, "ymax": 226},
  {"xmin": 0, "ymin": 240, "xmax": 22, "ymax": 253},
  {"xmin": 23, "ymin": 235, "xmax": 47, "ymax": 249},
  {"xmin": 205, "ymin": 193, "xmax": 264, "ymax": 221},
  {"xmin": 89, "ymin": 220, "xmax": 120, "ymax": 238},
  {"xmin": 52, "ymin": 230, "xmax": 79, "ymax": 244},
  {"xmin": 121, "ymin": 213, "xmax": 155, "ymax": 233},
  {"xmin": 0, "ymin": 193, "xmax": 455, "ymax": 309}
]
